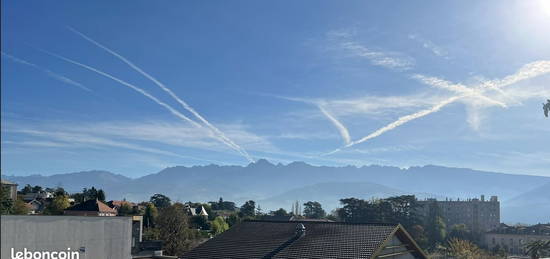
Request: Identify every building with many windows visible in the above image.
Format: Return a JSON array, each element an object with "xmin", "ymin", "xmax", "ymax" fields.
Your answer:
[{"xmin": 416, "ymin": 195, "xmax": 500, "ymax": 233}]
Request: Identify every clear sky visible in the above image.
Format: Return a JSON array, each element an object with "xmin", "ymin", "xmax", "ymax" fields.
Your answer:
[{"xmin": 2, "ymin": 0, "xmax": 550, "ymax": 177}]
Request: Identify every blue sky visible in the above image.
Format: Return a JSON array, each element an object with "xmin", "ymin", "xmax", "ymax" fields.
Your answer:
[{"xmin": 2, "ymin": 0, "xmax": 550, "ymax": 177}]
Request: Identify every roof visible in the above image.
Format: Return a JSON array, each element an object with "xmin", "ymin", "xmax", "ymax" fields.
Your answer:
[
  {"xmin": 0, "ymin": 179, "xmax": 17, "ymax": 185},
  {"xmin": 108, "ymin": 200, "xmax": 135, "ymax": 208},
  {"xmin": 65, "ymin": 199, "xmax": 117, "ymax": 213},
  {"xmin": 182, "ymin": 220, "xmax": 427, "ymax": 259}
]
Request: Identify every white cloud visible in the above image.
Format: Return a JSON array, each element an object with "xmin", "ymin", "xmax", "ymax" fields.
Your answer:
[{"xmin": 326, "ymin": 29, "xmax": 415, "ymax": 71}]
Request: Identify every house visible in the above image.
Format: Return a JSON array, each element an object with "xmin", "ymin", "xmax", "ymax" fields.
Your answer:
[
  {"xmin": 182, "ymin": 220, "xmax": 428, "ymax": 259},
  {"xmin": 25, "ymin": 199, "xmax": 44, "ymax": 214},
  {"xmin": 185, "ymin": 204, "xmax": 208, "ymax": 217},
  {"xmin": 484, "ymin": 223, "xmax": 550, "ymax": 255},
  {"xmin": 21, "ymin": 190, "xmax": 54, "ymax": 202},
  {"xmin": 64, "ymin": 199, "xmax": 117, "ymax": 216},
  {"xmin": 1, "ymin": 179, "xmax": 18, "ymax": 200}
]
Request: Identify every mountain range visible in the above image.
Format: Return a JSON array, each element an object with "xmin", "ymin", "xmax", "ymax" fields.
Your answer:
[{"xmin": 4, "ymin": 159, "xmax": 550, "ymax": 224}]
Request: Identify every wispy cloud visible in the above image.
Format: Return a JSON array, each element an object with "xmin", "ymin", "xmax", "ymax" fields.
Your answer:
[
  {"xmin": 1, "ymin": 52, "xmax": 92, "ymax": 92},
  {"xmin": 3, "ymin": 120, "xmax": 273, "ymax": 164},
  {"xmin": 67, "ymin": 27, "xmax": 254, "ymax": 163},
  {"xmin": 408, "ymin": 34, "xmax": 449, "ymax": 58},
  {"xmin": 327, "ymin": 29, "xmax": 415, "ymax": 71}
]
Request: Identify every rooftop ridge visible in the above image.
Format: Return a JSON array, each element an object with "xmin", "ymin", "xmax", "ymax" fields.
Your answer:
[{"xmin": 245, "ymin": 219, "xmax": 398, "ymax": 226}]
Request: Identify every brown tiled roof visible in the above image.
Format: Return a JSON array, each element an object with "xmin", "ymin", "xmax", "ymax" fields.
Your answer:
[
  {"xmin": 182, "ymin": 220, "xmax": 420, "ymax": 259},
  {"xmin": 65, "ymin": 199, "xmax": 117, "ymax": 213},
  {"xmin": 108, "ymin": 200, "xmax": 135, "ymax": 208}
]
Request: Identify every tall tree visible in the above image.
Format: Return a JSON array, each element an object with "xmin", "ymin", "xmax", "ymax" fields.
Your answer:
[
  {"xmin": 143, "ymin": 202, "xmax": 159, "ymax": 228},
  {"xmin": 425, "ymin": 200, "xmax": 447, "ymax": 248},
  {"xmin": 303, "ymin": 201, "xmax": 326, "ymax": 219},
  {"xmin": 239, "ymin": 200, "xmax": 255, "ymax": 218},
  {"xmin": 150, "ymin": 194, "xmax": 171, "ymax": 209},
  {"xmin": 157, "ymin": 203, "xmax": 195, "ymax": 256}
]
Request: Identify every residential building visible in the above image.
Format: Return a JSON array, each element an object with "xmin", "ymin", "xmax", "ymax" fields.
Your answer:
[
  {"xmin": 185, "ymin": 204, "xmax": 208, "ymax": 217},
  {"xmin": 417, "ymin": 195, "xmax": 500, "ymax": 233},
  {"xmin": 182, "ymin": 220, "xmax": 428, "ymax": 259},
  {"xmin": 0, "ymin": 179, "xmax": 18, "ymax": 200},
  {"xmin": 21, "ymin": 190, "xmax": 54, "ymax": 202},
  {"xmin": 64, "ymin": 199, "xmax": 117, "ymax": 216},
  {"xmin": 484, "ymin": 224, "xmax": 550, "ymax": 255}
]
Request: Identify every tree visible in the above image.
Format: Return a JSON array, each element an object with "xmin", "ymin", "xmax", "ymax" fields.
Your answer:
[
  {"xmin": 157, "ymin": 203, "xmax": 195, "ymax": 256},
  {"xmin": 303, "ymin": 201, "xmax": 326, "ymax": 219},
  {"xmin": 44, "ymin": 195, "xmax": 70, "ymax": 215},
  {"xmin": 239, "ymin": 200, "xmax": 255, "ymax": 218},
  {"xmin": 12, "ymin": 198, "xmax": 30, "ymax": 215},
  {"xmin": 0, "ymin": 186, "xmax": 14, "ymax": 215},
  {"xmin": 143, "ymin": 203, "xmax": 159, "ymax": 228},
  {"xmin": 226, "ymin": 213, "xmax": 241, "ymax": 227},
  {"xmin": 270, "ymin": 208, "xmax": 289, "ymax": 217},
  {"xmin": 447, "ymin": 224, "xmax": 474, "ymax": 243},
  {"xmin": 150, "ymin": 194, "xmax": 171, "ymax": 209},
  {"xmin": 31, "ymin": 185, "xmax": 43, "ymax": 193},
  {"xmin": 444, "ymin": 238, "xmax": 496, "ymax": 259},
  {"xmin": 118, "ymin": 203, "xmax": 133, "ymax": 216},
  {"xmin": 211, "ymin": 216, "xmax": 229, "ymax": 235},
  {"xmin": 525, "ymin": 240, "xmax": 550, "ymax": 259},
  {"xmin": 20, "ymin": 184, "xmax": 33, "ymax": 195},
  {"xmin": 425, "ymin": 200, "xmax": 447, "ymax": 248},
  {"xmin": 97, "ymin": 189, "xmax": 106, "ymax": 202}
]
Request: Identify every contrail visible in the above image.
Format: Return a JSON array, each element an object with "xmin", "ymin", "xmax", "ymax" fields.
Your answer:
[
  {"xmin": 327, "ymin": 60, "xmax": 550, "ymax": 154},
  {"xmin": 1, "ymin": 51, "xmax": 92, "ymax": 92},
  {"xmin": 317, "ymin": 104, "xmax": 351, "ymax": 145},
  {"xmin": 67, "ymin": 27, "xmax": 254, "ymax": 162},
  {"xmin": 412, "ymin": 74, "xmax": 507, "ymax": 108},
  {"xmin": 41, "ymin": 50, "xmax": 203, "ymax": 128},
  {"xmin": 325, "ymin": 95, "xmax": 462, "ymax": 155}
]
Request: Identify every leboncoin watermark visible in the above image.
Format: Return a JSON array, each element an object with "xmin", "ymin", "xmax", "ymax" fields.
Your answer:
[{"xmin": 10, "ymin": 248, "xmax": 79, "ymax": 259}]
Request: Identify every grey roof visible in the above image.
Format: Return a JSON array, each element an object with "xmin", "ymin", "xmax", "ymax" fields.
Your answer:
[
  {"xmin": 0, "ymin": 179, "xmax": 17, "ymax": 185},
  {"xmin": 182, "ymin": 220, "xmax": 426, "ymax": 259}
]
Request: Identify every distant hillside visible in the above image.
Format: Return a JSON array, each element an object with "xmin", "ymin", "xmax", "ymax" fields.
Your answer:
[
  {"xmin": 259, "ymin": 182, "xmax": 407, "ymax": 212},
  {"xmin": 4, "ymin": 159, "xmax": 550, "ymax": 223}
]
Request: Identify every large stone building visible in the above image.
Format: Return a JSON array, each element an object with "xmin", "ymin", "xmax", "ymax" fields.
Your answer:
[
  {"xmin": 484, "ymin": 224, "xmax": 550, "ymax": 256},
  {"xmin": 417, "ymin": 195, "xmax": 500, "ymax": 233}
]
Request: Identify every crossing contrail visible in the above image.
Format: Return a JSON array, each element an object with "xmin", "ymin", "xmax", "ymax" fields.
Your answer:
[
  {"xmin": 67, "ymin": 27, "xmax": 254, "ymax": 162},
  {"xmin": 327, "ymin": 60, "xmax": 550, "ymax": 154},
  {"xmin": 1, "ymin": 51, "xmax": 92, "ymax": 92},
  {"xmin": 318, "ymin": 104, "xmax": 351, "ymax": 145},
  {"xmin": 412, "ymin": 74, "xmax": 507, "ymax": 108}
]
